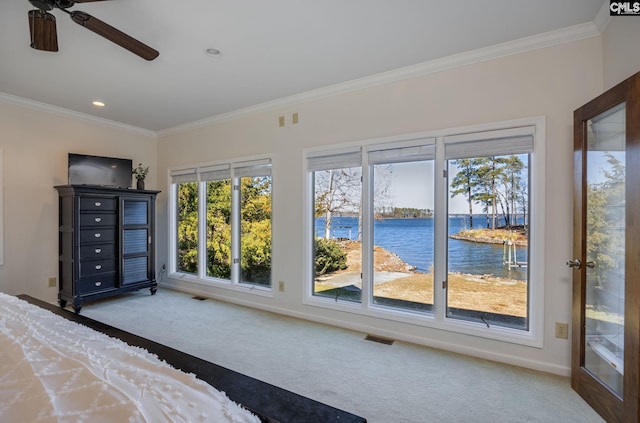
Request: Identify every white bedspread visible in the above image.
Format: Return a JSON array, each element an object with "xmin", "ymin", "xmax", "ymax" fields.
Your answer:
[{"xmin": 0, "ymin": 293, "xmax": 259, "ymax": 423}]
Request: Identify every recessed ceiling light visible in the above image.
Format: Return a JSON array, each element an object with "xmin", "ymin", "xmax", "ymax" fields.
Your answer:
[
  {"xmin": 92, "ymin": 101, "xmax": 105, "ymax": 107},
  {"xmin": 204, "ymin": 48, "xmax": 221, "ymax": 57}
]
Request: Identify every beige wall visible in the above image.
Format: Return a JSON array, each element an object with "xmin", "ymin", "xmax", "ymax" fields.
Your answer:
[
  {"xmin": 157, "ymin": 37, "xmax": 603, "ymax": 375},
  {"xmin": 602, "ymin": 17, "xmax": 640, "ymax": 89},
  {"xmin": 0, "ymin": 102, "xmax": 157, "ymax": 300}
]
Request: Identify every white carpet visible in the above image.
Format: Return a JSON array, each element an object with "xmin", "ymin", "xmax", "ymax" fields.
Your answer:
[{"xmin": 80, "ymin": 289, "xmax": 604, "ymax": 423}]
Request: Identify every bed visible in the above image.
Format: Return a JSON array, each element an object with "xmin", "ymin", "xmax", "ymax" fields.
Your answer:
[{"xmin": 1, "ymin": 293, "xmax": 367, "ymax": 423}]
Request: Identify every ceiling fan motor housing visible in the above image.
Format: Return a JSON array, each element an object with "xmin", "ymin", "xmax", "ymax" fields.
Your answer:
[
  {"xmin": 28, "ymin": 0, "xmax": 55, "ymax": 11},
  {"xmin": 56, "ymin": 1, "xmax": 76, "ymax": 9},
  {"xmin": 29, "ymin": 0, "xmax": 76, "ymax": 11}
]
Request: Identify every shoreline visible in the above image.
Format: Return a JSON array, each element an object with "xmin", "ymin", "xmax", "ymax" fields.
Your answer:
[
  {"xmin": 330, "ymin": 239, "xmax": 525, "ymax": 283},
  {"xmin": 449, "ymin": 233, "xmax": 527, "ymax": 246},
  {"xmin": 315, "ymin": 239, "xmax": 528, "ymax": 317}
]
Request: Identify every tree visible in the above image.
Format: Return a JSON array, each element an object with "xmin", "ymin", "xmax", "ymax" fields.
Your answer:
[
  {"xmin": 373, "ymin": 164, "xmax": 393, "ymax": 217},
  {"xmin": 496, "ymin": 156, "xmax": 525, "ymax": 228},
  {"xmin": 516, "ymin": 180, "xmax": 528, "ymax": 226},
  {"xmin": 314, "ymin": 238, "xmax": 347, "ymax": 275},
  {"xmin": 471, "ymin": 157, "xmax": 501, "ymax": 229},
  {"xmin": 314, "ymin": 168, "xmax": 362, "ymax": 239},
  {"xmin": 451, "ymin": 155, "xmax": 527, "ymax": 230},
  {"xmin": 450, "ymin": 158, "xmax": 482, "ymax": 228},
  {"xmin": 206, "ymin": 180, "xmax": 232, "ymax": 278},
  {"xmin": 240, "ymin": 176, "xmax": 272, "ymax": 284},
  {"xmin": 484, "ymin": 155, "xmax": 526, "ymax": 228},
  {"xmin": 587, "ymin": 152, "xmax": 625, "ymax": 293},
  {"xmin": 177, "ymin": 181, "xmax": 199, "ymax": 273},
  {"xmin": 177, "ymin": 175, "xmax": 272, "ymax": 284}
]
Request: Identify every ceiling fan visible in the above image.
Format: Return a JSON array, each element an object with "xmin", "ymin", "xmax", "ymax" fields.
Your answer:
[{"xmin": 27, "ymin": 0, "xmax": 159, "ymax": 61}]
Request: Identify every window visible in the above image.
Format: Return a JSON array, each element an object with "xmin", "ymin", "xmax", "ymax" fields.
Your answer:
[
  {"xmin": 310, "ymin": 150, "xmax": 362, "ymax": 303},
  {"xmin": 201, "ymin": 165, "xmax": 232, "ymax": 280},
  {"xmin": 236, "ymin": 161, "xmax": 272, "ymax": 287},
  {"xmin": 444, "ymin": 127, "xmax": 534, "ymax": 330},
  {"xmin": 305, "ymin": 118, "xmax": 544, "ymax": 346},
  {"xmin": 172, "ymin": 170, "xmax": 198, "ymax": 275},
  {"xmin": 369, "ymin": 143, "xmax": 436, "ymax": 313},
  {"xmin": 170, "ymin": 158, "xmax": 272, "ymax": 291}
]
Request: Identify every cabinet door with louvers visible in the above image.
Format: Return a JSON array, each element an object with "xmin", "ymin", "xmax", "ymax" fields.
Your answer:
[{"xmin": 121, "ymin": 197, "xmax": 153, "ymax": 285}]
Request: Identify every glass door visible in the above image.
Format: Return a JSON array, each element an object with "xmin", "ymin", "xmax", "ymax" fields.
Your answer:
[
  {"xmin": 583, "ymin": 103, "xmax": 625, "ymax": 395},
  {"xmin": 571, "ymin": 71, "xmax": 640, "ymax": 422}
]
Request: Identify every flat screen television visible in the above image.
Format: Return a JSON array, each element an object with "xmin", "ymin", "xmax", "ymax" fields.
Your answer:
[{"xmin": 68, "ymin": 153, "xmax": 132, "ymax": 188}]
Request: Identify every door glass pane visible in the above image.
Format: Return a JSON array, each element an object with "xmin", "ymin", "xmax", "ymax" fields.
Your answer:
[
  {"xmin": 372, "ymin": 161, "xmax": 434, "ymax": 312},
  {"xmin": 313, "ymin": 167, "xmax": 362, "ymax": 303},
  {"xmin": 584, "ymin": 102, "xmax": 625, "ymax": 397},
  {"xmin": 446, "ymin": 155, "xmax": 530, "ymax": 330},
  {"xmin": 240, "ymin": 176, "xmax": 272, "ymax": 287}
]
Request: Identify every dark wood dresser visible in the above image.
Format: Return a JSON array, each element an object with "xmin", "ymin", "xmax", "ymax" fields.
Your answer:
[{"xmin": 55, "ymin": 185, "xmax": 160, "ymax": 313}]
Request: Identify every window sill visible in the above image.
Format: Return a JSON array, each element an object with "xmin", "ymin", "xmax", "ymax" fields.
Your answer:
[
  {"xmin": 303, "ymin": 294, "xmax": 542, "ymax": 348},
  {"xmin": 168, "ymin": 272, "xmax": 275, "ymax": 298}
]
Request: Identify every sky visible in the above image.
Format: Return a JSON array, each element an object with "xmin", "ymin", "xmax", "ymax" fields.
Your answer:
[
  {"xmin": 322, "ymin": 154, "xmax": 531, "ymax": 216},
  {"xmin": 381, "ymin": 161, "xmax": 472, "ymax": 214}
]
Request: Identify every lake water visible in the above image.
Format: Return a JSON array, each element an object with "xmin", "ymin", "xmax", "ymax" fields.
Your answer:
[{"xmin": 315, "ymin": 216, "xmax": 528, "ymax": 280}]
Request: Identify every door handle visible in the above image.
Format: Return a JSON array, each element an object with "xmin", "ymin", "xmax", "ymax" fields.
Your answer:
[
  {"xmin": 585, "ymin": 261, "xmax": 595, "ymax": 269},
  {"xmin": 566, "ymin": 259, "xmax": 582, "ymax": 269}
]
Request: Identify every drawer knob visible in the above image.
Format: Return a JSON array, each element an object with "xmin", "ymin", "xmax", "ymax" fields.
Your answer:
[
  {"xmin": 95, "ymin": 202, "xmax": 102, "ymax": 207},
  {"xmin": 95, "ymin": 281, "xmax": 102, "ymax": 287},
  {"xmin": 95, "ymin": 248, "xmax": 102, "ymax": 254},
  {"xmin": 94, "ymin": 233, "xmax": 101, "ymax": 238},
  {"xmin": 95, "ymin": 264, "xmax": 102, "ymax": 270},
  {"xmin": 95, "ymin": 217, "xmax": 102, "ymax": 222}
]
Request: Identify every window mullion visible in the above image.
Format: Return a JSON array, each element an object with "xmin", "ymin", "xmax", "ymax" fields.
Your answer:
[
  {"xmin": 231, "ymin": 178, "xmax": 241, "ymax": 284},
  {"xmin": 361, "ymin": 156, "xmax": 373, "ymax": 309},
  {"xmin": 197, "ymin": 180, "xmax": 207, "ymax": 280},
  {"xmin": 433, "ymin": 137, "xmax": 447, "ymax": 323}
]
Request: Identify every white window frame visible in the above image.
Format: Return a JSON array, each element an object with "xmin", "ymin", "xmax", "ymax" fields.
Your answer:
[
  {"xmin": 168, "ymin": 155, "xmax": 273, "ymax": 297},
  {"xmin": 303, "ymin": 117, "xmax": 545, "ymax": 347}
]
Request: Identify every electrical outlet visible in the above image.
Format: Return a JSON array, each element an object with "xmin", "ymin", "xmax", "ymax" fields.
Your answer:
[
  {"xmin": 278, "ymin": 281, "xmax": 285, "ymax": 292},
  {"xmin": 48, "ymin": 277, "xmax": 57, "ymax": 288},
  {"xmin": 292, "ymin": 112, "xmax": 299, "ymax": 124},
  {"xmin": 278, "ymin": 116, "xmax": 285, "ymax": 127},
  {"xmin": 555, "ymin": 322, "xmax": 569, "ymax": 339}
]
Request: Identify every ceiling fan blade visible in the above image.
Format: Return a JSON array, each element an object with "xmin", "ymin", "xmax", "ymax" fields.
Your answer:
[
  {"xmin": 72, "ymin": 0, "xmax": 111, "ymax": 3},
  {"xmin": 28, "ymin": 10, "xmax": 58, "ymax": 52},
  {"xmin": 70, "ymin": 11, "xmax": 159, "ymax": 61}
]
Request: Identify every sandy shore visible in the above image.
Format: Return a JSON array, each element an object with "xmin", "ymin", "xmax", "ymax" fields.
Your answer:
[{"xmin": 315, "ymin": 240, "xmax": 527, "ymax": 317}]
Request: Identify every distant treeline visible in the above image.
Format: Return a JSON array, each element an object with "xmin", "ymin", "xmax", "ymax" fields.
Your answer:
[{"xmin": 376, "ymin": 207, "xmax": 433, "ymax": 219}]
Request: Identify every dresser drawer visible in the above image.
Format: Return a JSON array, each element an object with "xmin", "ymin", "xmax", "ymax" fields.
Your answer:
[
  {"xmin": 77, "ymin": 274, "xmax": 117, "ymax": 294},
  {"xmin": 80, "ymin": 213, "xmax": 116, "ymax": 227},
  {"xmin": 80, "ymin": 244, "xmax": 116, "ymax": 260},
  {"xmin": 79, "ymin": 259, "xmax": 117, "ymax": 277},
  {"xmin": 80, "ymin": 197, "xmax": 116, "ymax": 212},
  {"xmin": 80, "ymin": 228, "xmax": 115, "ymax": 244}
]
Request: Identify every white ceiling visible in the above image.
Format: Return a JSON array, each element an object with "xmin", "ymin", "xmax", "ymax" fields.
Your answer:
[{"xmin": 0, "ymin": 0, "xmax": 606, "ymax": 133}]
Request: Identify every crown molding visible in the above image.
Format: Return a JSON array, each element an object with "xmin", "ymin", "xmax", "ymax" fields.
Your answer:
[
  {"xmin": 2, "ymin": 18, "xmax": 603, "ymax": 140},
  {"xmin": 0, "ymin": 92, "xmax": 157, "ymax": 139},
  {"xmin": 593, "ymin": 0, "xmax": 613, "ymax": 33},
  {"xmin": 158, "ymin": 21, "xmax": 601, "ymax": 138}
]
